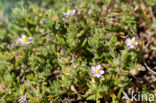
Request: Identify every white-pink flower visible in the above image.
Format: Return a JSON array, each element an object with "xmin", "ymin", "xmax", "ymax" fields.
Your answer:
[
  {"xmin": 18, "ymin": 35, "xmax": 32, "ymax": 45},
  {"xmin": 91, "ymin": 65, "xmax": 105, "ymax": 78},
  {"xmin": 125, "ymin": 37, "xmax": 138, "ymax": 49},
  {"xmin": 63, "ymin": 9, "xmax": 76, "ymax": 16}
]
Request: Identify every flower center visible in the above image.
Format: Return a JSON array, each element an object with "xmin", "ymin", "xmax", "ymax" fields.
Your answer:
[
  {"xmin": 68, "ymin": 10, "xmax": 72, "ymax": 13},
  {"xmin": 95, "ymin": 69, "xmax": 99, "ymax": 74},
  {"xmin": 130, "ymin": 40, "xmax": 135, "ymax": 45},
  {"xmin": 23, "ymin": 37, "xmax": 28, "ymax": 43}
]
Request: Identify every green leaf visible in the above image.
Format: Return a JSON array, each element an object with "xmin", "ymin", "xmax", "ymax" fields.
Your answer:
[
  {"xmin": 81, "ymin": 39, "xmax": 87, "ymax": 47},
  {"xmin": 76, "ymin": 29, "xmax": 85, "ymax": 37},
  {"xmin": 150, "ymin": 45, "xmax": 156, "ymax": 50},
  {"xmin": 27, "ymin": 93, "xmax": 34, "ymax": 102},
  {"xmin": 87, "ymin": 94, "xmax": 96, "ymax": 100},
  {"xmin": 56, "ymin": 35, "xmax": 65, "ymax": 46}
]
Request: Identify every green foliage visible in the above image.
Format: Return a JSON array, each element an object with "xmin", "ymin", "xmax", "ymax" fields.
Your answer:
[{"xmin": 0, "ymin": 0, "xmax": 151, "ymax": 102}]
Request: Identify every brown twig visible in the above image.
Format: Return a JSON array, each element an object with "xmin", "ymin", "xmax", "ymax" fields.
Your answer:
[
  {"xmin": 144, "ymin": 61, "xmax": 156, "ymax": 75},
  {"xmin": 36, "ymin": 31, "xmax": 51, "ymax": 38}
]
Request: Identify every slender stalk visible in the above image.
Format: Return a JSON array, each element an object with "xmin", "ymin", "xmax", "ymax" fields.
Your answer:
[{"xmin": 137, "ymin": 0, "xmax": 150, "ymax": 30}]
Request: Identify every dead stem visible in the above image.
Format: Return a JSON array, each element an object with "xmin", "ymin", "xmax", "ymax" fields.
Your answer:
[{"xmin": 144, "ymin": 61, "xmax": 156, "ymax": 75}]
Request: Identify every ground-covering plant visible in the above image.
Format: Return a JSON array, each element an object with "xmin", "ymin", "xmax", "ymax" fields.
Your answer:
[{"xmin": 0, "ymin": 0, "xmax": 155, "ymax": 102}]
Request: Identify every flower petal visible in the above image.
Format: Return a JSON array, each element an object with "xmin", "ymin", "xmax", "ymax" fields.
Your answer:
[
  {"xmin": 96, "ymin": 65, "xmax": 101, "ymax": 70},
  {"xmin": 95, "ymin": 74, "xmax": 101, "ymax": 78},
  {"xmin": 71, "ymin": 9, "xmax": 76, "ymax": 15},
  {"xmin": 91, "ymin": 66, "xmax": 95, "ymax": 72},
  {"xmin": 126, "ymin": 38, "xmax": 130, "ymax": 42},
  {"xmin": 131, "ymin": 37, "xmax": 135, "ymax": 41},
  {"xmin": 129, "ymin": 45, "xmax": 134, "ymax": 49},
  {"xmin": 25, "ymin": 41, "xmax": 31, "ymax": 44},
  {"xmin": 18, "ymin": 38, "xmax": 22, "ymax": 42},
  {"xmin": 63, "ymin": 13, "xmax": 68, "ymax": 16},
  {"xmin": 125, "ymin": 42, "xmax": 131, "ymax": 46},
  {"xmin": 125, "ymin": 38, "xmax": 131, "ymax": 46},
  {"xmin": 99, "ymin": 70, "xmax": 105, "ymax": 74},
  {"xmin": 28, "ymin": 37, "xmax": 32, "ymax": 40},
  {"xmin": 21, "ymin": 35, "xmax": 26, "ymax": 38},
  {"xmin": 133, "ymin": 41, "xmax": 138, "ymax": 45}
]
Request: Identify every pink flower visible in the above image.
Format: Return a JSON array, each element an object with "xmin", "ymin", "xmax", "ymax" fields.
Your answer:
[
  {"xmin": 125, "ymin": 37, "xmax": 138, "ymax": 49},
  {"xmin": 91, "ymin": 65, "xmax": 105, "ymax": 78},
  {"xmin": 18, "ymin": 35, "xmax": 32, "ymax": 45},
  {"xmin": 63, "ymin": 9, "xmax": 76, "ymax": 16}
]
